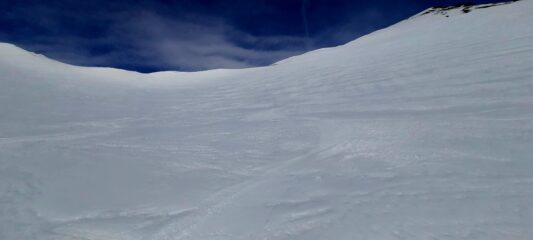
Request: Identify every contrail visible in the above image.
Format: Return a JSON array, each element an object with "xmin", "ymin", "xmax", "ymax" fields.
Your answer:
[{"xmin": 301, "ymin": 0, "xmax": 311, "ymax": 50}]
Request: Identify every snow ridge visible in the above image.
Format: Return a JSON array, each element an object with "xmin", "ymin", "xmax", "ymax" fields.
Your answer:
[
  {"xmin": 1, "ymin": 0, "xmax": 533, "ymax": 239},
  {"xmin": 411, "ymin": 0, "xmax": 521, "ymax": 18}
]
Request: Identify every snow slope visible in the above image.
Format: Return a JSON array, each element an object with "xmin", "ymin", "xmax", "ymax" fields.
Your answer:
[{"xmin": 1, "ymin": 1, "xmax": 533, "ymax": 239}]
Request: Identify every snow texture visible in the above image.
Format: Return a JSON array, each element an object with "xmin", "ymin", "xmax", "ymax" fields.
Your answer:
[{"xmin": 1, "ymin": 1, "xmax": 533, "ymax": 239}]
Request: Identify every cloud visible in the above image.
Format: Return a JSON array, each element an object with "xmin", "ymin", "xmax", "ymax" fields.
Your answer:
[
  {"xmin": 0, "ymin": 2, "xmax": 309, "ymax": 72},
  {"xmin": 112, "ymin": 11, "xmax": 306, "ymax": 71}
]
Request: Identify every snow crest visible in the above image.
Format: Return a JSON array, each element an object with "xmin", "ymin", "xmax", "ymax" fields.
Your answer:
[{"xmin": 1, "ymin": 0, "xmax": 533, "ymax": 239}]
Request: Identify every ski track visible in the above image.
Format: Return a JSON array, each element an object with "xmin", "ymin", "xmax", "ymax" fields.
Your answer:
[{"xmin": 154, "ymin": 142, "xmax": 336, "ymax": 240}]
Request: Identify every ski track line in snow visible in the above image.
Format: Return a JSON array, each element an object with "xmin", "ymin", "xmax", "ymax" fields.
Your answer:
[
  {"xmin": 48, "ymin": 208, "xmax": 198, "ymax": 240},
  {"xmin": 154, "ymin": 140, "xmax": 343, "ymax": 240},
  {"xmin": 0, "ymin": 117, "xmax": 151, "ymax": 146},
  {"xmin": 0, "ymin": 131, "xmax": 114, "ymax": 146}
]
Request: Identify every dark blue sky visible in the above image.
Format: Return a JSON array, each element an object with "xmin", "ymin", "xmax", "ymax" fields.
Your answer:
[{"xmin": 0, "ymin": 0, "xmax": 504, "ymax": 72}]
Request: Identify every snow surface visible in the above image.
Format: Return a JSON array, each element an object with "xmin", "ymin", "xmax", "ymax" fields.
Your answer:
[{"xmin": 1, "ymin": 1, "xmax": 533, "ymax": 239}]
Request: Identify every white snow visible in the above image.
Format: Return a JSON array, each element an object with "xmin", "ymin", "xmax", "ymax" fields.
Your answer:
[{"xmin": 1, "ymin": 1, "xmax": 533, "ymax": 239}]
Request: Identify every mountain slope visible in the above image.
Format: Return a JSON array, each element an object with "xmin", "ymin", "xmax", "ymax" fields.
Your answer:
[{"xmin": 1, "ymin": 1, "xmax": 533, "ymax": 239}]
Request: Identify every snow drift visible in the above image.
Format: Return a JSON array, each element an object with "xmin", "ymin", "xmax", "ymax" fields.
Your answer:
[{"xmin": 1, "ymin": 1, "xmax": 533, "ymax": 239}]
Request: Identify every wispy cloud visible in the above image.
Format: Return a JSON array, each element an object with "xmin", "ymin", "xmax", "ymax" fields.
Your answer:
[
  {"xmin": 111, "ymin": 11, "xmax": 307, "ymax": 71},
  {"xmin": 0, "ymin": 2, "xmax": 309, "ymax": 72}
]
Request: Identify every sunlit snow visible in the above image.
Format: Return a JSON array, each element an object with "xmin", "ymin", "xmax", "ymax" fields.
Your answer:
[{"xmin": 1, "ymin": 1, "xmax": 533, "ymax": 239}]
